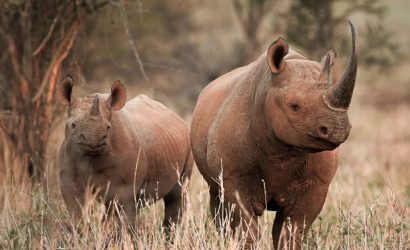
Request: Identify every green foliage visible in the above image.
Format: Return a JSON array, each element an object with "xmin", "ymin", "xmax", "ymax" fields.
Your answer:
[
  {"xmin": 285, "ymin": 0, "xmax": 401, "ymax": 69},
  {"xmin": 361, "ymin": 21, "xmax": 403, "ymax": 69},
  {"xmin": 286, "ymin": 0, "xmax": 334, "ymax": 56}
]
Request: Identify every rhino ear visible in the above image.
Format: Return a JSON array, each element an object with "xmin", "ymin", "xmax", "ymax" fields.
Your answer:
[
  {"xmin": 59, "ymin": 75, "xmax": 74, "ymax": 105},
  {"xmin": 107, "ymin": 80, "xmax": 127, "ymax": 111},
  {"xmin": 267, "ymin": 37, "xmax": 289, "ymax": 74}
]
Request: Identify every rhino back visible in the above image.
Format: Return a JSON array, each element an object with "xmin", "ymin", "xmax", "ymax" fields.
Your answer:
[{"xmin": 121, "ymin": 95, "xmax": 190, "ymax": 196}]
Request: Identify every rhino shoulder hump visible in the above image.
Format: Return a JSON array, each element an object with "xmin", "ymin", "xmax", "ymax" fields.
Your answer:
[{"xmin": 285, "ymin": 49, "xmax": 307, "ymax": 60}]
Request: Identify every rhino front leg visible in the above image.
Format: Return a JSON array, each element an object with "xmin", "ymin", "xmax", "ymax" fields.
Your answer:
[
  {"xmin": 209, "ymin": 187, "xmax": 235, "ymax": 230},
  {"xmin": 224, "ymin": 188, "xmax": 263, "ymax": 249},
  {"xmin": 60, "ymin": 172, "xmax": 84, "ymax": 225},
  {"xmin": 272, "ymin": 181, "xmax": 330, "ymax": 249},
  {"xmin": 239, "ymin": 210, "xmax": 260, "ymax": 249},
  {"xmin": 209, "ymin": 187, "xmax": 261, "ymax": 249},
  {"xmin": 121, "ymin": 200, "xmax": 138, "ymax": 226},
  {"xmin": 62, "ymin": 190, "xmax": 84, "ymax": 224}
]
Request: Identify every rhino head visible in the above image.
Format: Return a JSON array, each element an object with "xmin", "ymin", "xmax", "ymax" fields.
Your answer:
[
  {"xmin": 263, "ymin": 21, "xmax": 357, "ymax": 152},
  {"xmin": 59, "ymin": 77, "xmax": 127, "ymax": 155}
]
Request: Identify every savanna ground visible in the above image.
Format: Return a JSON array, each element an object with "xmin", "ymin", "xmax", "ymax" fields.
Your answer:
[{"xmin": 1, "ymin": 0, "xmax": 410, "ymax": 249}]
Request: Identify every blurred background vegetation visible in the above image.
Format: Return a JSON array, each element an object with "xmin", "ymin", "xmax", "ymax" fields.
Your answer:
[{"xmin": 0, "ymin": 0, "xmax": 409, "ymax": 201}]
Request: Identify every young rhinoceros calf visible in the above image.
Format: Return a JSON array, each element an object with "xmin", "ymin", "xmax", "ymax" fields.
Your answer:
[
  {"xmin": 191, "ymin": 22, "xmax": 358, "ymax": 249},
  {"xmin": 58, "ymin": 77, "xmax": 193, "ymax": 229}
]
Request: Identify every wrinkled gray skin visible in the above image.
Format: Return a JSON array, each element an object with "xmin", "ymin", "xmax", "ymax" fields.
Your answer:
[
  {"xmin": 58, "ymin": 78, "xmax": 193, "ymax": 229},
  {"xmin": 191, "ymin": 22, "xmax": 358, "ymax": 249}
]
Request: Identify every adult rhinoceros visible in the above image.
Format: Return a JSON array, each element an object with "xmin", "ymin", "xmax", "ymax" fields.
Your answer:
[{"xmin": 191, "ymin": 21, "xmax": 358, "ymax": 249}]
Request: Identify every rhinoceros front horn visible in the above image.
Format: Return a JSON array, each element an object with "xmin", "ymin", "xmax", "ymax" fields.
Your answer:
[
  {"xmin": 90, "ymin": 95, "xmax": 100, "ymax": 116},
  {"xmin": 325, "ymin": 21, "xmax": 358, "ymax": 110}
]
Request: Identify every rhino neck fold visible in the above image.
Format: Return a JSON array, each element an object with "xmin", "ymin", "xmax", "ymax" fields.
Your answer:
[{"xmin": 250, "ymin": 118, "xmax": 307, "ymax": 160}]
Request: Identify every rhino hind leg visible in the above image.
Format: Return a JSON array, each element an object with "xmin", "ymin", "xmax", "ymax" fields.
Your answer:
[
  {"xmin": 162, "ymin": 150, "xmax": 193, "ymax": 231},
  {"xmin": 272, "ymin": 182, "xmax": 330, "ymax": 249},
  {"xmin": 163, "ymin": 181, "xmax": 183, "ymax": 230}
]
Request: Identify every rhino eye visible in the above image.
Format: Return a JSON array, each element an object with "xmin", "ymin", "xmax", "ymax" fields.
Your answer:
[
  {"xmin": 71, "ymin": 122, "xmax": 76, "ymax": 129},
  {"xmin": 290, "ymin": 104, "xmax": 300, "ymax": 113}
]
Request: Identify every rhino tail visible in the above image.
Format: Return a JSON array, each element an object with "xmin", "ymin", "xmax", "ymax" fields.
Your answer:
[{"xmin": 180, "ymin": 148, "xmax": 194, "ymax": 186}]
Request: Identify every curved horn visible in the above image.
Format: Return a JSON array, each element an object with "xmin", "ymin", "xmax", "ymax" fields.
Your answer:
[
  {"xmin": 325, "ymin": 21, "xmax": 358, "ymax": 109},
  {"xmin": 90, "ymin": 95, "xmax": 100, "ymax": 116}
]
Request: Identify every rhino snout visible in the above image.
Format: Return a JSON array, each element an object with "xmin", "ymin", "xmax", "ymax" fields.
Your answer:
[
  {"xmin": 78, "ymin": 132, "xmax": 108, "ymax": 149},
  {"xmin": 331, "ymin": 123, "xmax": 352, "ymax": 145},
  {"xmin": 308, "ymin": 122, "xmax": 351, "ymax": 148}
]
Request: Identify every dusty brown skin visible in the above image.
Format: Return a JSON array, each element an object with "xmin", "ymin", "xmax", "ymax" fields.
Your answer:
[
  {"xmin": 191, "ymin": 22, "xmax": 358, "ymax": 249},
  {"xmin": 58, "ymin": 77, "xmax": 193, "ymax": 229}
]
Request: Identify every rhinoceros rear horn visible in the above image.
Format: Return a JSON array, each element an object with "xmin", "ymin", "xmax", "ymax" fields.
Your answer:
[
  {"xmin": 320, "ymin": 49, "xmax": 337, "ymax": 86},
  {"xmin": 59, "ymin": 75, "xmax": 74, "ymax": 105},
  {"xmin": 267, "ymin": 37, "xmax": 289, "ymax": 74},
  {"xmin": 325, "ymin": 21, "xmax": 358, "ymax": 110},
  {"xmin": 107, "ymin": 80, "xmax": 127, "ymax": 111}
]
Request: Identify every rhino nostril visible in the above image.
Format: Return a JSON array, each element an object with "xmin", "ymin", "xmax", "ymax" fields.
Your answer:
[
  {"xmin": 319, "ymin": 126, "xmax": 329, "ymax": 137},
  {"xmin": 102, "ymin": 135, "xmax": 107, "ymax": 141},
  {"xmin": 106, "ymin": 124, "xmax": 111, "ymax": 130}
]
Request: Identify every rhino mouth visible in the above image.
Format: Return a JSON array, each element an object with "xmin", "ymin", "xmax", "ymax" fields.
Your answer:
[
  {"xmin": 78, "ymin": 142, "xmax": 107, "ymax": 154},
  {"xmin": 307, "ymin": 133, "xmax": 339, "ymax": 150}
]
